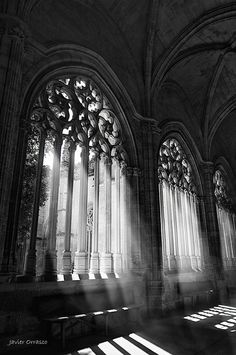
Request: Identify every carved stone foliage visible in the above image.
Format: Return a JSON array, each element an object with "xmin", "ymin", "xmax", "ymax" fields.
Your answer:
[
  {"xmin": 213, "ymin": 170, "xmax": 231, "ymax": 209},
  {"xmin": 30, "ymin": 76, "xmax": 125, "ymax": 161},
  {"xmin": 158, "ymin": 138, "xmax": 196, "ymax": 193}
]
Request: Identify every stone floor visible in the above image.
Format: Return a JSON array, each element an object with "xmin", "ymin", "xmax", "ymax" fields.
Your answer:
[{"xmin": 2, "ymin": 297, "xmax": 236, "ymax": 355}]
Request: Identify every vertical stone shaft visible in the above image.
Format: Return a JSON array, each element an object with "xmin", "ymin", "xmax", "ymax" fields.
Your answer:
[
  {"xmin": 0, "ymin": 21, "xmax": 25, "ymax": 271},
  {"xmin": 100, "ymin": 154, "xmax": 112, "ymax": 273},
  {"xmin": 44, "ymin": 134, "xmax": 62, "ymax": 277},
  {"xmin": 62, "ymin": 141, "xmax": 75, "ymax": 274},
  {"xmin": 25, "ymin": 130, "xmax": 45, "ymax": 276},
  {"xmin": 90, "ymin": 153, "xmax": 100, "ymax": 273},
  {"xmin": 74, "ymin": 145, "xmax": 89, "ymax": 274}
]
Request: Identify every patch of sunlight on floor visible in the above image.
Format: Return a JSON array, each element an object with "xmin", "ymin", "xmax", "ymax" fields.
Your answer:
[
  {"xmin": 221, "ymin": 321, "xmax": 234, "ymax": 327},
  {"xmin": 184, "ymin": 316, "xmax": 200, "ymax": 322},
  {"xmin": 76, "ymin": 348, "xmax": 96, "ymax": 354},
  {"xmin": 184, "ymin": 305, "xmax": 236, "ymax": 331},
  {"xmin": 129, "ymin": 333, "xmax": 172, "ymax": 355},
  {"xmin": 113, "ymin": 336, "xmax": 149, "ymax": 355},
  {"xmin": 98, "ymin": 341, "xmax": 124, "ymax": 355},
  {"xmin": 73, "ymin": 333, "xmax": 173, "ymax": 355},
  {"xmin": 190, "ymin": 313, "xmax": 206, "ymax": 319},
  {"xmin": 215, "ymin": 324, "xmax": 228, "ymax": 330}
]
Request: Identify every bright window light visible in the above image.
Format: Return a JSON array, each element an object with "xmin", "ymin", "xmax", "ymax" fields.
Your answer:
[
  {"xmin": 88, "ymin": 273, "xmax": 96, "ymax": 280},
  {"xmin": 57, "ymin": 274, "xmax": 64, "ymax": 281},
  {"xmin": 100, "ymin": 273, "xmax": 108, "ymax": 279},
  {"xmin": 221, "ymin": 322, "xmax": 234, "ymax": 327},
  {"xmin": 72, "ymin": 273, "xmax": 80, "ymax": 280},
  {"xmin": 184, "ymin": 316, "xmax": 200, "ymax": 322},
  {"xmin": 122, "ymin": 307, "xmax": 129, "ymax": 310},
  {"xmin": 206, "ymin": 310, "xmax": 218, "ymax": 315},
  {"xmin": 219, "ymin": 305, "xmax": 236, "ymax": 310},
  {"xmin": 191, "ymin": 314, "xmax": 206, "ymax": 319},
  {"xmin": 215, "ymin": 324, "xmax": 228, "ymax": 330},
  {"xmin": 107, "ymin": 309, "xmax": 117, "ymax": 313},
  {"xmin": 228, "ymin": 319, "xmax": 236, "ymax": 323},
  {"xmin": 44, "ymin": 151, "xmax": 53, "ymax": 168},
  {"xmin": 114, "ymin": 273, "xmax": 120, "ymax": 278},
  {"xmin": 75, "ymin": 314, "xmax": 86, "ymax": 318},
  {"xmin": 77, "ymin": 348, "xmax": 96, "ymax": 354},
  {"xmin": 198, "ymin": 312, "xmax": 213, "ymax": 317},
  {"xmin": 98, "ymin": 341, "xmax": 123, "ymax": 355},
  {"xmin": 93, "ymin": 311, "xmax": 103, "ymax": 315},
  {"xmin": 113, "ymin": 337, "xmax": 149, "ymax": 355},
  {"xmin": 129, "ymin": 333, "xmax": 172, "ymax": 355}
]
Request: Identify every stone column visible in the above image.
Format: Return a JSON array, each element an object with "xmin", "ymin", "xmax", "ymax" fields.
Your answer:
[
  {"xmin": 0, "ymin": 17, "xmax": 25, "ymax": 273},
  {"xmin": 120, "ymin": 161, "xmax": 128, "ymax": 272},
  {"xmin": 24, "ymin": 129, "xmax": 46, "ymax": 277},
  {"xmin": 201, "ymin": 162, "xmax": 222, "ymax": 273},
  {"xmin": 89, "ymin": 152, "xmax": 100, "ymax": 273},
  {"xmin": 74, "ymin": 145, "xmax": 89, "ymax": 274},
  {"xmin": 61, "ymin": 141, "xmax": 76, "ymax": 274},
  {"xmin": 100, "ymin": 154, "xmax": 113, "ymax": 273},
  {"xmin": 44, "ymin": 134, "xmax": 62, "ymax": 279},
  {"xmin": 130, "ymin": 167, "xmax": 142, "ymax": 273},
  {"xmin": 112, "ymin": 157, "xmax": 122, "ymax": 273}
]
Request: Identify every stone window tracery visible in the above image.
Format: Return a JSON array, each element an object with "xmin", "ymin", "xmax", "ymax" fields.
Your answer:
[
  {"xmin": 158, "ymin": 138, "xmax": 202, "ymax": 271},
  {"xmin": 213, "ymin": 170, "xmax": 236, "ymax": 268},
  {"xmin": 19, "ymin": 75, "xmax": 130, "ymax": 279}
]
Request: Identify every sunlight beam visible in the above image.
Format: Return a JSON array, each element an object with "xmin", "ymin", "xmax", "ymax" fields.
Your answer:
[{"xmin": 129, "ymin": 333, "xmax": 173, "ymax": 355}]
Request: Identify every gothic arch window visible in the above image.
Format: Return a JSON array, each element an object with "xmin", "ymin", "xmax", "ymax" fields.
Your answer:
[
  {"xmin": 158, "ymin": 138, "xmax": 202, "ymax": 271},
  {"xmin": 213, "ymin": 170, "xmax": 236, "ymax": 268},
  {"xmin": 19, "ymin": 75, "xmax": 130, "ymax": 279}
]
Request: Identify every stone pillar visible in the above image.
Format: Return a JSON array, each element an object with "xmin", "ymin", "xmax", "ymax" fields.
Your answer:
[
  {"xmin": 120, "ymin": 161, "xmax": 128, "ymax": 272},
  {"xmin": 112, "ymin": 157, "xmax": 122, "ymax": 273},
  {"xmin": 44, "ymin": 134, "xmax": 62, "ymax": 279},
  {"xmin": 24, "ymin": 130, "xmax": 46, "ymax": 277},
  {"xmin": 74, "ymin": 146, "xmax": 89, "ymax": 274},
  {"xmin": 89, "ymin": 152, "xmax": 100, "ymax": 273},
  {"xmin": 100, "ymin": 154, "xmax": 113, "ymax": 273},
  {"xmin": 130, "ymin": 167, "xmax": 142, "ymax": 273},
  {"xmin": 61, "ymin": 141, "xmax": 76, "ymax": 274},
  {"xmin": 0, "ymin": 16, "xmax": 25, "ymax": 274},
  {"xmin": 201, "ymin": 162, "xmax": 222, "ymax": 273}
]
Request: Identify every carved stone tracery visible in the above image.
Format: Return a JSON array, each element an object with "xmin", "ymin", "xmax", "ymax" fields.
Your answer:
[
  {"xmin": 31, "ymin": 76, "xmax": 126, "ymax": 161},
  {"xmin": 158, "ymin": 138, "xmax": 196, "ymax": 194},
  {"xmin": 213, "ymin": 170, "xmax": 231, "ymax": 209}
]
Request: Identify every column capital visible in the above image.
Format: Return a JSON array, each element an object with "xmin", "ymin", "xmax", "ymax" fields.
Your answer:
[
  {"xmin": 120, "ymin": 160, "xmax": 127, "ymax": 175},
  {"xmin": 201, "ymin": 161, "xmax": 215, "ymax": 174},
  {"xmin": 140, "ymin": 117, "xmax": 161, "ymax": 134},
  {"xmin": 132, "ymin": 167, "xmax": 142, "ymax": 177},
  {"xmin": 0, "ymin": 14, "xmax": 29, "ymax": 40},
  {"xmin": 100, "ymin": 152, "xmax": 112, "ymax": 165},
  {"xmin": 0, "ymin": 0, "xmax": 39, "ymax": 21}
]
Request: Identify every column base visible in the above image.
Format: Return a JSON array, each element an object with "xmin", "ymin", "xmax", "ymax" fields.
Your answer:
[
  {"xmin": 178, "ymin": 255, "xmax": 192, "ymax": 270},
  {"xmin": 44, "ymin": 250, "xmax": 57, "ymax": 280},
  {"xmin": 73, "ymin": 251, "xmax": 88, "ymax": 274},
  {"xmin": 24, "ymin": 249, "xmax": 36, "ymax": 277},
  {"xmin": 61, "ymin": 251, "xmax": 72, "ymax": 275},
  {"xmin": 113, "ymin": 253, "xmax": 122, "ymax": 273},
  {"xmin": 100, "ymin": 253, "xmax": 113, "ymax": 273},
  {"xmin": 190, "ymin": 256, "xmax": 199, "ymax": 270},
  {"xmin": 89, "ymin": 252, "xmax": 99, "ymax": 274},
  {"xmin": 167, "ymin": 255, "xmax": 177, "ymax": 270}
]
